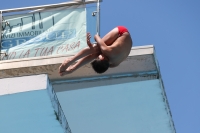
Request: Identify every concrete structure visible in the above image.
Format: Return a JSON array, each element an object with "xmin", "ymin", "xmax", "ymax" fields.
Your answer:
[
  {"xmin": 0, "ymin": 74, "xmax": 67, "ymax": 133},
  {"xmin": 0, "ymin": 45, "xmax": 176, "ymax": 133}
]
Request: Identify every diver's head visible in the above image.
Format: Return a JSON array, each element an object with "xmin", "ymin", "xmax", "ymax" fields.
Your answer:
[{"xmin": 91, "ymin": 55, "xmax": 109, "ymax": 74}]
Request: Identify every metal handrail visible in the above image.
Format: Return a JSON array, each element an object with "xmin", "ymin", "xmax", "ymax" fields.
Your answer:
[{"xmin": 1, "ymin": 0, "xmax": 102, "ymax": 13}]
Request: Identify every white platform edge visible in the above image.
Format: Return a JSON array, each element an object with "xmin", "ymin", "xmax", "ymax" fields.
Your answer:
[
  {"xmin": 0, "ymin": 45, "xmax": 154, "ymax": 70},
  {"xmin": 0, "ymin": 74, "xmax": 48, "ymax": 96}
]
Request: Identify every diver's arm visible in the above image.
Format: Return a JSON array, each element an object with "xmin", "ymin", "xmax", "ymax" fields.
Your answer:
[
  {"xmin": 59, "ymin": 45, "xmax": 100, "ymax": 73},
  {"xmin": 60, "ymin": 53, "xmax": 99, "ymax": 76},
  {"xmin": 94, "ymin": 35, "xmax": 112, "ymax": 54}
]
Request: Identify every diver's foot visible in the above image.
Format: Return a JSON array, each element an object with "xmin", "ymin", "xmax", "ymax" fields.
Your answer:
[
  {"xmin": 59, "ymin": 66, "xmax": 74, "ymax": 76},
  {"xmin": 59, "ymin": 58, "xmax": 72, "ymax": 74}
]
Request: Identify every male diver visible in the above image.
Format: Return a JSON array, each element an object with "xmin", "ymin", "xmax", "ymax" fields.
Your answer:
[{"xmin": 59, "ymin": 26, "xmax": 132, "ymax": 76}]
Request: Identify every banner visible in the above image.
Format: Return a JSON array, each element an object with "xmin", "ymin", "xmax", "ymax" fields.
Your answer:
[{"xmin": 1, "ymin": 6, "xmax": 86, "ymax": 60}]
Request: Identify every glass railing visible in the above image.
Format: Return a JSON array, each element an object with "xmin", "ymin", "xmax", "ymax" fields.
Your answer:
[{"xmin": 0, "ymin": 4, "xmax": 98, "ymax": 61}]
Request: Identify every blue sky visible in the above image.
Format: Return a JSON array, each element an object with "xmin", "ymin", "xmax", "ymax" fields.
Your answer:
[{"xmin": 1, "ymin": 0, "xmax": 200, "ymax": 133}]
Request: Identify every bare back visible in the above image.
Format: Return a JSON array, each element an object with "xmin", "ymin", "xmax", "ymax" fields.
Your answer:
[
  {"xmin": 94, "ymin": 26, "xmax": 133, "ymax": 67},
  {"xmin": 108, "ymin": 32, "xmax": 132, "ymax": 66}
]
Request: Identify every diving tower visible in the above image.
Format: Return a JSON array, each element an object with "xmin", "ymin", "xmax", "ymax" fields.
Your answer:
[{"xmin": 0, "ymin": 0, "xmax": 176, "ymax": 132}]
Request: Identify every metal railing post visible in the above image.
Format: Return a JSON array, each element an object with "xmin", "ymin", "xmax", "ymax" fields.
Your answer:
[
  {"xmin": 0, "ymin": 11, "xmax": 7, "ymax": 58},
  {"xmin": 0, "ymin": 10, "xmax": 2, "ymax": 46},
  {"xmin": 0, "ymin": 11, "xmax": 3, "ymax": 57},
  {"xmin": 96, "ymin": 0, "xmax": 100, "ymax": 36}
]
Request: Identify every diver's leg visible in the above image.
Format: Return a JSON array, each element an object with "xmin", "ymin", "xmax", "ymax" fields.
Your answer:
[{"xmin": 101, "ymin": 27, "xmax": 119, "ymax": 46}]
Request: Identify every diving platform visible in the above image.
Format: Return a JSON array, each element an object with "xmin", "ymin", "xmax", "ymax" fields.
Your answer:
[{"xmin": 0, "ymin": 45, "xmax": 157, "ymax": 81}]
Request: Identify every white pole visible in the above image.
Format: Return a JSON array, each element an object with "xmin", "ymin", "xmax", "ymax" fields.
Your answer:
[
  {"xmin": 0, "ymin": 11, "xmax": 2, "ymax": 52},
  {"xmin": 0, "ymin": 11, "xmax": 8, "ymax": 57},
  {"xmin": 97, "ymin": 0, "xmax": 100, "ymax": 36}
]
